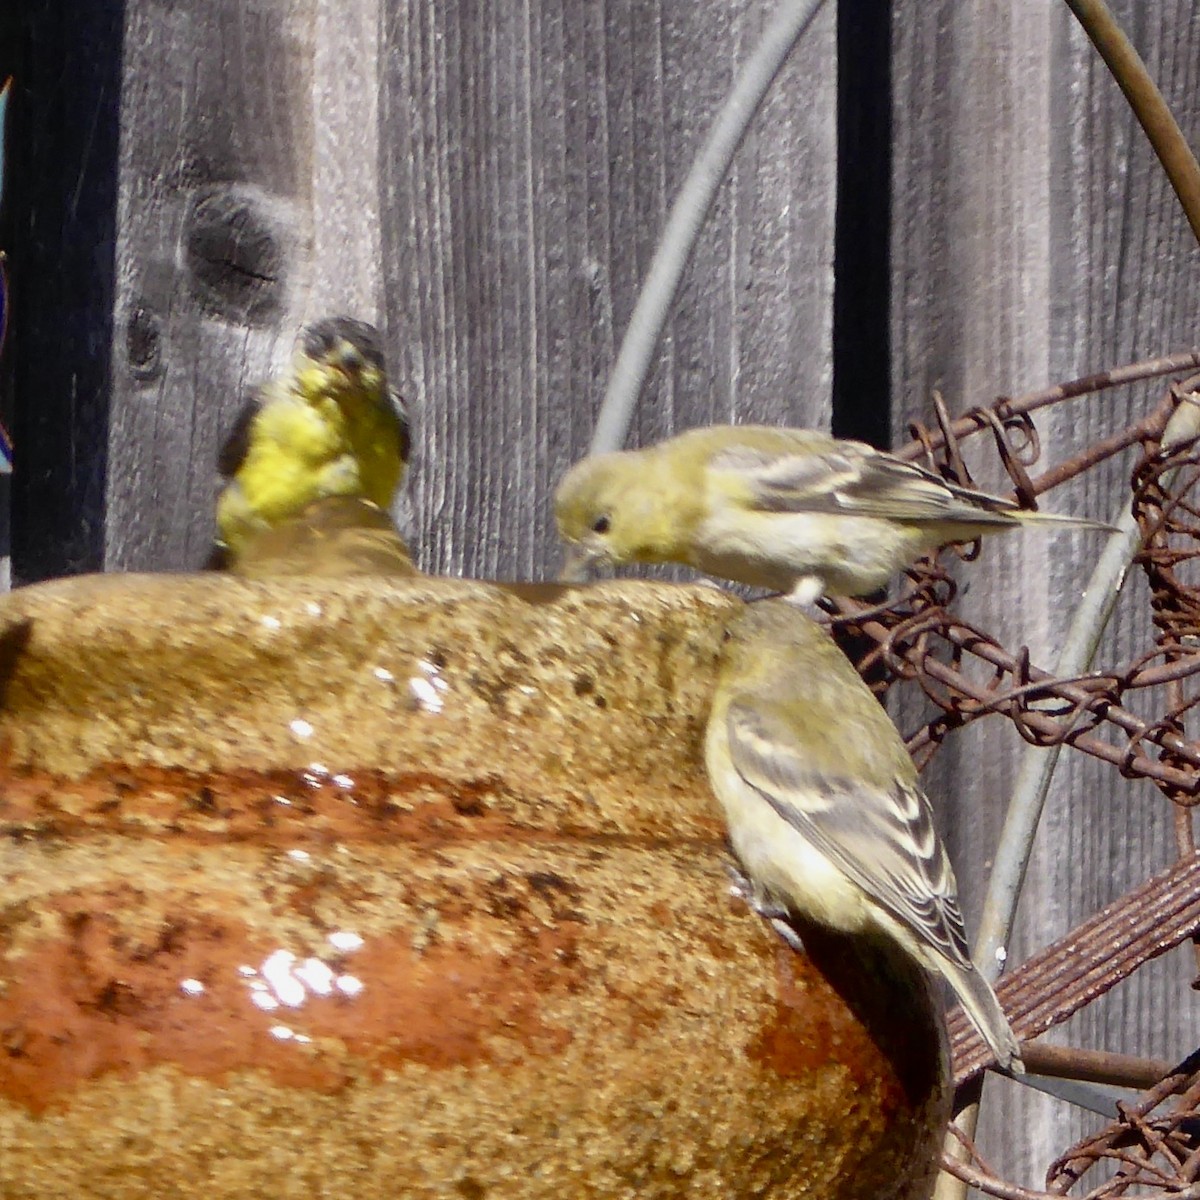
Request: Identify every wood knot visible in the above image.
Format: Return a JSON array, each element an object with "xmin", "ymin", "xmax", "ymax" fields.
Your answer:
[{"xmin": 184, "ymin": 186, "xmax": 285, "ymax": 324}]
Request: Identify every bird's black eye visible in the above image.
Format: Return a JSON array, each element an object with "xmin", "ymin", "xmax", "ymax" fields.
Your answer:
[{"xmin": 591, "ymin": 515, "xmax": 611, "ymax": 535}]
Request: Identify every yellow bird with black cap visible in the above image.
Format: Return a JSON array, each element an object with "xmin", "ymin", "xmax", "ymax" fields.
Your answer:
[{"xmin": 215, "ymin": 316, "xmax": 411, "ymax": 564}]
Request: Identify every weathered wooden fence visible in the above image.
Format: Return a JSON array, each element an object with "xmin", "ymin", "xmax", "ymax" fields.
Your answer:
[{"xmin": 5, "ymin": 0, "xmax": 1200, "ymax": 1189}]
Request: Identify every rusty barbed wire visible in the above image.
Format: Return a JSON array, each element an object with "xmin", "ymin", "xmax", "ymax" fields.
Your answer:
[
  {"xmin": 836, "ymin": 561, "xmax": 1200, "ymax": 795},
  {"xmin": 1134, "ymin": 428, "xmax": 1200, "ymax": 650},
  {"xmin": 832, "ymin": 376, "xmax": 1200, "ymax": 805},
  {"xmin": 1045, "ymin": 1049, "xmax": 1200, "ymax": 1197},
  {"xmin": 821, "ymin": 352, "xmax": 1200, "ymax": 1198}
]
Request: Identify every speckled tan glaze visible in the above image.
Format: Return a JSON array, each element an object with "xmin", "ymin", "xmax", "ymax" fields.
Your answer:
[{"xmin": 0, "ymin": 574, "xmax": 949, "ymax": 1199}]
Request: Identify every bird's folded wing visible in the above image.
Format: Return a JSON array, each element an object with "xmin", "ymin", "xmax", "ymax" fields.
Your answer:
[
  {"xmin": 387, "ymin": 386, "xmax": 412, "ymax": 462},
  {"xmin": 217, "ymin": 396, "xmax": 264, "ymax": 478},
  {"xmin": 710, "ymin": 442, "xmax": 1021, "ymax": 525},
  {"xmin": 725, "ymin": 698, "xmax": 972, "ymax": 968}
]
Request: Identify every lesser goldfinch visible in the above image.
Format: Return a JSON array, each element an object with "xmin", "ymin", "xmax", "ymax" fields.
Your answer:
[
  {"xmin": 214, "ymin": 317, "xmax": 410, "ymax": 563},
  {"xmin": 705, "ymin": 599, "xmax": 1023, "ymax": 1072},
  {"xmin": 555, "ymin": 425, "xmax": 1108, "ymax": 602}
]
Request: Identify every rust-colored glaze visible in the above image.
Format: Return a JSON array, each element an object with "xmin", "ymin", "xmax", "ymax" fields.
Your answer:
[
  {"xmin": 0, "ymin": 575, "xmax": 949, "ymax": 1199},
  {"xmin": 750, "ymin": 947, "xmax": 859, "ymax": 1082},
  {"xmin": 751, "ymin": 930, "xmax": 945, "ymax": 1116},
  {"xmin": 0, "ymin": 758, "xmax": 728, "ymax": 849},
  {"xmin": 0, "ymin": 885, "xmax": 581, "ymax": 1112}
]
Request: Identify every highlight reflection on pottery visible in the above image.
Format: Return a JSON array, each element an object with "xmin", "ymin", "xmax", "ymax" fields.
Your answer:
[{"xmin": 0, "ymin": 573, "xmax": 949, "ymax": 1198}]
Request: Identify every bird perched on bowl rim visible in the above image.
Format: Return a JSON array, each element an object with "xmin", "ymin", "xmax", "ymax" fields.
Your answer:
[
  {"xmin": 555, "ymin": 424, "xmax": 1109, "ymax": 603},
  {"xmin": 704, "ymin": 599, "xmax": 1023, "ymax": 1072},
  {"xmin": 214, "ymin": 316, "xmax": 410, "ymax": 564}
]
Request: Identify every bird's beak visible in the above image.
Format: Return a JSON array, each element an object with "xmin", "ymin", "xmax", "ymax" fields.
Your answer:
[
  {"xmin": 558, "ymin": 542, "xmax": 601, "ymax": 583},
  {"xmin": 334, "ymin": 340, "xmax": 365, "ymax": 375}
]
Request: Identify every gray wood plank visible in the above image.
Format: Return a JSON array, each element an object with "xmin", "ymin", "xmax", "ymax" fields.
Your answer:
[
  {"xmin": 892, "ymin": 0, "xmax": 1200, "ymax": 1184},
  {"xmin": 378, "ymin": 0, "xmax": 836, "ymax": 584},
  {"xmin": 106, "ymin": 0, "xmax": 317, "ymax": 570}
]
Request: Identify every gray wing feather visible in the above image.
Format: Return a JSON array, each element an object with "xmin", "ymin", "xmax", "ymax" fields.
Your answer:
[
  {"xmin": 710, "ymin": 441, "xmax": 1021, "ymax": 526},
  {"xmin": 387, "ymin": 386, "xmax": 412, "ymax": 462},
  {"xmin": 726, "ymin": 700, "xmax": 971, "ymax": 969},
  {"xmin": 216, "ymin": 396, "xmax": 263, "ymax": 479}
]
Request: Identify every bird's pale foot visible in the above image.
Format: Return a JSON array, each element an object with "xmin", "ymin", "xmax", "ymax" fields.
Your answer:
[
  {"xmin": 725, "ymin": 861, "xmax": 807, "ymax": 951},
  {"xmin": 768, "ymin": 917, "xmax": 808, "ymax": 955}
]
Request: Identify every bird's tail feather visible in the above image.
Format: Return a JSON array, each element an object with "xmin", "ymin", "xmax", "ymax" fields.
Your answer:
[
  {"xmin": 1014, "ymin": 509, "xmax": 1117, "ymax": 533},
  {"xmin": 941, "ymin": 959, "xmax": 1024, "ymax": 1074}
]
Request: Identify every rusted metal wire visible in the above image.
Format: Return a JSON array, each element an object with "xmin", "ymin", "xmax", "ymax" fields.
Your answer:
[
  {"xmin": 833, "ymin": 376, "xmax": 1200, "ymax": 806},
  {"xmin": 947, "ymin": 854, "xmax": 1200, "ymax": 1085},
  {"xmin": 1044, "ymin": 1048, "xmax": 1200, "ymax": 1197},
  {"xmin": 1018, "ymin": 1044, "xmax": 1172, "ymax": 1091},
  {"xmin": 825, "ymin": 353, "xmax": 1200, "ymax": 1198},
  {"xmin": 837, "ymin": 568, "xmax": 1200, "ymax": 795},
  {"xmin": 894, "ymin": 351, "xmax": 1200, "ymax": 465}
]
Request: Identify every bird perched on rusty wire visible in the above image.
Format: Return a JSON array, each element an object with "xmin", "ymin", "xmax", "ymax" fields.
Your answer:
[
  {"xmin": 705, "ymin": 599, "xmax": 1023, "ymax": 1072},
  {"xmin": 213, "ymin": 317, "xmax": 410, "ymax": 567},
  {"xmin": 555, "ymin": 425, "xmax": 1109, "ymax": 603}
]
